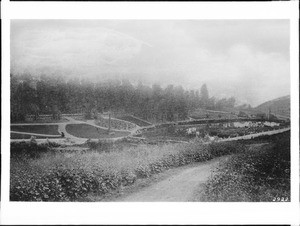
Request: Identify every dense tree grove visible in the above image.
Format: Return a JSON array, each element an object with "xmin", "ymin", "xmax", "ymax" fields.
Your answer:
[{"xmin": 11, "ymin": 74, "xmax": 236, "ymax": 122}]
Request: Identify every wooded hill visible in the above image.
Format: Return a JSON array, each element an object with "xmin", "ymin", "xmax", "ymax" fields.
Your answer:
[{"xmin": 10, "ymin": 74, "xmax": 236, "ymax": 123}]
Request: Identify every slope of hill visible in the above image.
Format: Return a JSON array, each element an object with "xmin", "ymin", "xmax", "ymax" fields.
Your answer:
[
  {"xmin": 189, "ymin": 108, "xmax": 238, "ymax": 120},
  {"xmin": 255, "ymin": 95, "xmax": 290, "ymax": 118}
]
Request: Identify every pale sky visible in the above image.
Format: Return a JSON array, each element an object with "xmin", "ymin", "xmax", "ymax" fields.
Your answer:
[{"xmin": 11, "ymin": 20, "xmax": 290, "ymax": 106}]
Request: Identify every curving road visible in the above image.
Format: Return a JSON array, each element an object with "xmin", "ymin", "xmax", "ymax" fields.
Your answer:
[{"xmin": 116, "ymin": 156, "xmax": 230, "ymax": 202}]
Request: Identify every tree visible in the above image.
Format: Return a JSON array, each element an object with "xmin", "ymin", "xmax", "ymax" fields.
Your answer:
[
  {"xmin": 51, "ymin": 105, "xmax": 61, "ymax": 120},
  {"xmin": 10, "ymin": 73, "xmax": 240, "ymax": 124},
  {"xmin": 83, "ymin": 102, "xmax": 94, "ymax": 119},
  {"xmin": 200, "ymin": 84, "xmax": 209, "ymax": 108},
  {"xmin": 215, "ymin": 97, "xmax": 236, "ymax": 110},
  {"xmin": 207, "ymin": 97, "xmax": 216, "ymax": 110},
  {"xmin": 227, "ymin": 97, "xmax": 236, "ymax": 108},
  {"xmin": 29, "ymin": 103, "xmax": 40, "ymax": 120},
  {"xmin": 216, "ymin": 98, "xmax": 227, "ymax": 110},
  {"xmin": 11, "ymin": 75, "xmax": 26, "ymax": 122}
]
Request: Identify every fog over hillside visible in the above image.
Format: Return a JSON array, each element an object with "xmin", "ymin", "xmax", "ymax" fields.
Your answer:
[{"xmin": 11, "ymin": 20, "xmax": 290, "ymax": 106}]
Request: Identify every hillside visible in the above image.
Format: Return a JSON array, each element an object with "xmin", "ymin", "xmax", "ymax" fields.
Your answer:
[
  {"xmin": 255, "ymin": 95, "xmax": 290, "ymax": 118},
  {"xmin": 189, "ymin": 108, "xmax": 239, "ymax": 120}
]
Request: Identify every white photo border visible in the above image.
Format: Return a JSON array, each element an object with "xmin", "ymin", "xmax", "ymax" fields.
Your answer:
[{"xmin": 1, "ymin": 1, "xmax": 299, "ymax": 225}]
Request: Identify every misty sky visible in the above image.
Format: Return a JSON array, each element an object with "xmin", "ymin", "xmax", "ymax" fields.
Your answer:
[{"xmin": 11, "ymin": 20, "xmax": 290, "ymax": 106}]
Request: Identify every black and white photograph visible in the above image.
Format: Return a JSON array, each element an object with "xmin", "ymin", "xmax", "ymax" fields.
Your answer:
[
  {"xmin": 9, "ymin": 19, "xmax": 291, "ymax": 202},
  {"xmin": 1, "ymin": 1, "xmax": 299, "ymax": 225}
]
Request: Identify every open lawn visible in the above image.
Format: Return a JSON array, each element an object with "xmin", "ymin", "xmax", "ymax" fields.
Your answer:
[
  {"xmin": 66, "ymin": 123, "xmax": 130, "ymax": 139},
  {"xmin": 11, "ymin": 133, "xmax": 60, "ymax": 139},
  {"xmin": 11, "ymin": 133, "xmax": 33, "ymax": 139},
  {"xmin": 11, "ymin": 125, "xmax": 60, "ymax": 135}
]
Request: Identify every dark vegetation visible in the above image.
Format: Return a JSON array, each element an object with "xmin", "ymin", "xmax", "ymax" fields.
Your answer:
[
  {"xmin": 198, "ymin": 131, "xmax": 290, "ymax": 201},
  {"xmin": 139, "ymin": 127, "xmax": 192, "ymax": 142},
  {"xmin": 11, "ymin": 142, "xmax": 60, "ymax": 159},
  {"xmin": 65, "ymin": 124, "xmax": 130, "ymax": 139},
  {"xmin": 84, "ymin": 139, "xmax": 138, "ymax": 151},
  {"xmin": 10, "ymin": 139, "xmax": 245, "ymax": 201},
  {"xmin": 11, "ymin": 74, "xmax": 237, "ymax": 123}
]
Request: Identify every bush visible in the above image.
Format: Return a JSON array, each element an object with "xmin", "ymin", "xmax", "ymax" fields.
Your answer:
[
  {"xmin": 86, "ymin": 140, "xmax": 113, "ymax": 152},
  {"xmin": 11, "ymin": 142, "xmax": 50, "ymax": 159}
]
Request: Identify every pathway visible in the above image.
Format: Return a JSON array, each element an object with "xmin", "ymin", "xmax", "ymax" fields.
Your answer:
[{"xmin": 117, "ymin": 156, "xmax": 229, "ymax": 202}]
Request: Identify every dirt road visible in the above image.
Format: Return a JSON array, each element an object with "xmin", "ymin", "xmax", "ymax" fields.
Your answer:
[{"xmin": 116, "ymin": 156, "xmax": 230, "ymax": 202}]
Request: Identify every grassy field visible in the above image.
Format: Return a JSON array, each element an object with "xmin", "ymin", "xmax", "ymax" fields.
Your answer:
[
  {"xmin": 66, "ymin": 123, "xmax": 130, "ymax": 139},
  {"xmin": 11, "ymin": 125, "xmax": 60, "ymax": 135},
  {"xmin": 116, "ymin": 115, "xmax": 152, "ymax": 127},
  {"xmin": 195, "ymin": 131, "xmax": 290, "ymax": 202},
  {"xmin": 10, "ymin": 139, "xmax": 245, "ymax": 201}
]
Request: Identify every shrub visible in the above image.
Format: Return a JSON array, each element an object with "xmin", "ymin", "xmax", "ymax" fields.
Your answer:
[
  {"xmin": 10, "ymin": 142, "xmax": 51, "ymax": 159},
  {"xmin": 86, "ymin": 140, "xmax": 114, "ymax": 152}
]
